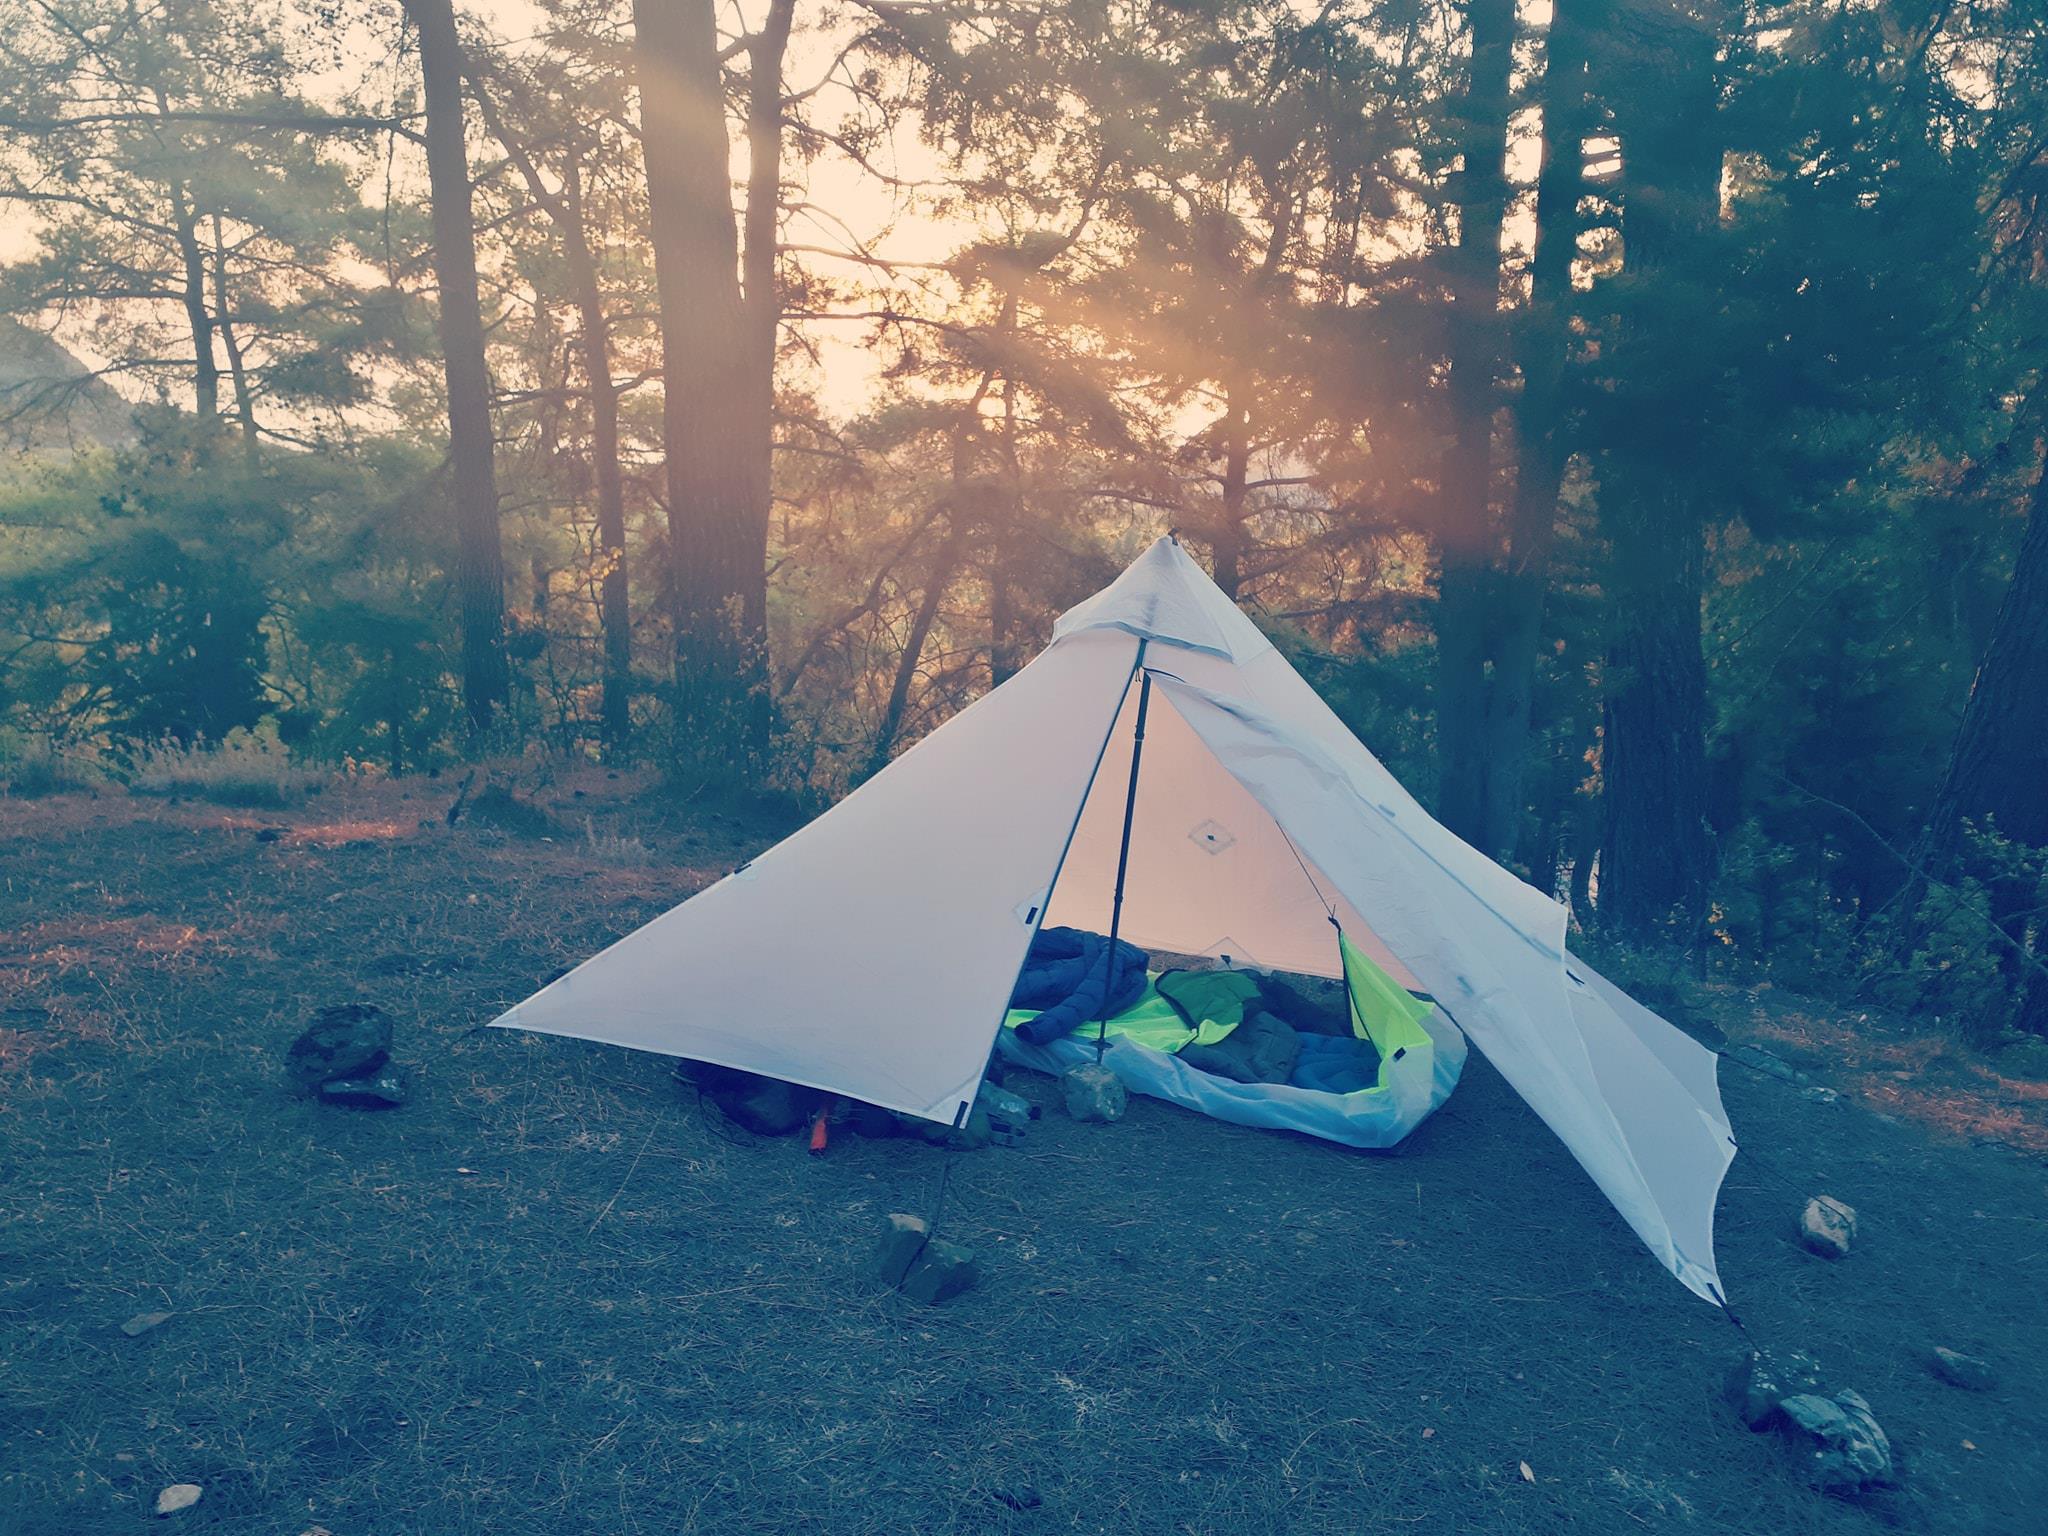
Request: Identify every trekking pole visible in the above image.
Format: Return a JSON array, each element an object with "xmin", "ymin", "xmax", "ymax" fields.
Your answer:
[{"xmin": 1098, "ymin": 657, "xmax": 1152, "ymax": 1064}]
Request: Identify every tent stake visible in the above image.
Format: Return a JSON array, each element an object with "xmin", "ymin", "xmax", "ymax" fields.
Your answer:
[{"xmin": 1097, "ymin": 649, "xmax": 1152, "ymax": 1064}]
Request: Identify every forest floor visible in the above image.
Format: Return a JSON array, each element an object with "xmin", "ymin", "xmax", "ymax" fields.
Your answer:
[{"xmin": 2, "ymin": 769, "xmax": 2045, "ymax": 1535}]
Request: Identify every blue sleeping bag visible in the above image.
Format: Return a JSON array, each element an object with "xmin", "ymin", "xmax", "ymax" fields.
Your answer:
[{"xmin": 1009, "ymin": 926, "xmax": 1149, "ymax": 1046}]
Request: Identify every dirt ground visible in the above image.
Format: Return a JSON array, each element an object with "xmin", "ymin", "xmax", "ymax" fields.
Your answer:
[{"xmin": 3, "ymin": 771, "xmax": 2045, "ymax": 1535}]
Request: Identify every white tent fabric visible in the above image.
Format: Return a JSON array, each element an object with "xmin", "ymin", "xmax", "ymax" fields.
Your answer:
[{"xmin": 492, "ymin": 536, "xmax": 1738, "ymax": 1304}]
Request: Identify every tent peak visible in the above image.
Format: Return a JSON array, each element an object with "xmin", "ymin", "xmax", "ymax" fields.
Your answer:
[{"xmin": 1052, "ymin": 536, "xmax": 1274, "ymax": 664}]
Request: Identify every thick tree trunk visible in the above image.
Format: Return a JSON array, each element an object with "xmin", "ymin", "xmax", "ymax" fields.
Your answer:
[
  {"xmin": 1433, "ymin": 0, "xmax": 1517, "ymax": 847},
  {"xmin": 1478, "ymin": 0, "xmax": 1590, "ymax": 863},
  {"xmin": 1919, "ymin": 438, "xmax": 2048, "ymax": 865},
  {"xmin": 1594, "ymin": 1, "xmax": 1721, "ymax": 936},
  {"xmin": 1918, "ymin": 434, "xmax": 2048, "ymax": 1029},
  {"xmin": 1599, "ymin": 499, "xmax": 1713, "ymax": 932},
  {"xmin": 634, "ymin": 0, "xmax": 770, "ymax": 760},
  {"xmin": 408, "ymin": 0, "xmax": 508, "ymax": 733}
]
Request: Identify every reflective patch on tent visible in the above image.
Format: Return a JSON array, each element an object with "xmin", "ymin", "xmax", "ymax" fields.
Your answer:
[{"xmin": 1189, "ymin": 818, "xmax": 1235, "ymax": 854}]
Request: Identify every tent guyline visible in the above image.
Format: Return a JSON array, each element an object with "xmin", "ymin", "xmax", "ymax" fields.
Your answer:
[{"xmin": 490, "ymin": 536, "xmax": 1739, "ymax": 1306}]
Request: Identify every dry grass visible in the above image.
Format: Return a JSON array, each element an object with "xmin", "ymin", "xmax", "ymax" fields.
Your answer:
[
  {"xmin": 127, "ymin": 733, "xmax": 315, "ymax": 808},
  {"xmin": 1, "ymin": 776, "xmax": 2045, "ymax": 1534}
]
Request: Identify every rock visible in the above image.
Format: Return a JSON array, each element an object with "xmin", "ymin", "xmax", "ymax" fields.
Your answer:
[
  {"xmin": 1724, "ymin": 1043, "xmax": 1810, "ymax": 1084},
  {"xmin": 154, "ymin": 1484, "xmax": 203, "ymax": 1517},
  {"xmin": 871, "ymin": 1213, "xmax": 930, "ymax": 1289},
  {"xmin": 1061, "ymin": 1062, "xmax": 1128, "ymax": 1124},
  {"xmin": 120, "ymin": 1310, "xmax": 172, "ymax": 1338},
  {"xmin": 978, "ymin": 1083, "xmax": 1037, "ymax": 1140},
  {"xmin": 1799, "ymin": 1196, "xmax": 1857, "ymax": 1259},
  {"xmin": 1929, "ymin": 1346, "xmax": 1995, "ymax": 1392},
  {"xmin": 1725, "ymin": 1347, "xmax": 1824, "ymax": 1431},
  {"xmin": 285, "ymin": 1003, "xmax": 394, "ymax": 1093},
  {"xmin": 1779, "ymin": 1390, "xmax": 1894, "ymax": 1491},
  {"xmin": 253, "ymin": 826, "xmax": 285, "ymax": 843},
  {"xmin": 317, "ymin": 1072, "xmax": 407, "ymax": 1109},
  {"xmin": 992, "ymin": 1484, "xmax": 1042, "ymax": 1511},
  {"xmin": 899, "ymin": 1237, "xmax": 980, "ymax": 1304},
  {"xmin": 1802, "ymin": 1086, "xmax": 1840, "ymax": 1105}
]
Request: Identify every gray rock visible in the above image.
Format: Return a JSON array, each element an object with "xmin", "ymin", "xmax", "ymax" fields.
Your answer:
[
  {"xmin": 1725, "ymin": 1044, "xmax": 1809, "ymax": 1085},
  {"xmin": 120, "ymin": 1310, "xmax": 172, "ymax": 1338},
  {"xmin": 1799, "ymin": 1196, "xmax": 1857, "ymax": 1259},
  {"xmin": 1725, "ymin": 1347, "xmax": 1824, "ymax": 1431},
  {"xmin": 1802, "ymin": 1086, "xmax": 1840, "ymax": 1105},
  {"xmin": 871, "ymin": 1213, "xmax": 929, "ymax": 1289},
  {"xmin": 899, "ymin": 1238, "xmax": 980, "ymax": 1304},
  {"xmin": 318, "ymin": 1071, "xmax": 406, "ymax": 1109},
  {"xmin": 1779, "ymin": 1390, "xmax": 1894, "ymax": 1491},
  {"xmin": 285, "ymin": 1003, "xmax": 393, "ymax": 1093},
  {"xmin": 154, "ymin": 1483, "xmax": 203, "ymax": 1517},
  {"xmin": 1929, "ymin": 1346, "xmax": 1995, "ymax": 1392},
  {"xmin": 1061, "ymin": 1062, "xmax": 1128, "ymax": 1124}
]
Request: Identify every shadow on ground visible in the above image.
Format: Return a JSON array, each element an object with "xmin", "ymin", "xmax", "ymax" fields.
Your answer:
[{"xmin": 1, "ymin": 772, "xmax": 2042, "ymax": 1533}]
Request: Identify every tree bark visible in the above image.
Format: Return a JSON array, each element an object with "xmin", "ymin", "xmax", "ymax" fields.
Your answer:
[
  {"xmin": 209, "ymin": 214, "xmax": 258, "ymax": 439},
  {"xmin": 407, "ymin": 0, "xmax": 508, "ymax": 733},
  {"xmin": 1212, "ymin": 371, "xmax": 1252, "ymax": 600},
  {"xmin": 1478, "ymin": 0, "xmax": 1590, "ymax": 863},
  {"xmin": 634, "ymin": 0, "xmax": 774, "ymax": 761},
  {"xmin": 1919, "ymin": 436, "xmax": 2048, "ymax": 865},
  {"xmin": 560, "ymin": 164, "xmax": 633, "ymax": 757},
  {"xmin": 1594, "ymin": 0, "xmax": 1721, "ymax": 936},
  {"xmin": 1433, "ymin": 0, "xmax": 1517, "ymax": 847}
]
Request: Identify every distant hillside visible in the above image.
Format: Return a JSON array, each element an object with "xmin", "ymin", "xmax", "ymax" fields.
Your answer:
[{"xmin": 0, "ymin": 317, "xmax": 137, "ymax": 457}]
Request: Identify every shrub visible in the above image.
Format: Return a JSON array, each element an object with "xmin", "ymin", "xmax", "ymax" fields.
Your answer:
[
  {"xmin": 1, "ymin": 742, "xmax": 101, "ymax": 798},
  {"xmin": 128, "ymin": 730, "xmax": 314, "ymax": 808}
]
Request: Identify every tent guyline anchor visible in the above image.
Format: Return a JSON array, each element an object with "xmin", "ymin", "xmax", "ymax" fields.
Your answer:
[{"xmin": 1096, "ymin": 644, "xmax": 1152, "ymax": 1065}]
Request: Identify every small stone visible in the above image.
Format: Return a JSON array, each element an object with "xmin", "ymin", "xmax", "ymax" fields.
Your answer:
[
  {"xmin": 253, "ymin": 827, "xmax": 285, "ymax": 843},
  {"xmin": 899, "ymin": 1238, "xmax": 980, "ymax": 1304},
  {"xmin": 318, "ymin": 1072, "xmax": 407, "ymax": 1109},
  {"xmin": 1779, "ymin": 1389, "xmax": 1894, "ymax": 1491},
  {"xmin": 121, "ymin": 1310, "xmax": 172, "ymax": 1338},
  {"xmin": 1929, "ymin": 1346, "xmax": 1995, "ymax": 1392},
  {"xmin": 1799, "ymin": 1196, "xmax": 1857, "ymax": 1259},
  {"xmin": 1725, "ymin": 1347, "xmax": 1824, "ymax": 1431},
  {"xmin": 871, "ymin": 1213, "xmax": 929, "ymax": 1289},
  {"xmin": 992, "ymin": 1484, "xmax": 1042, "ymax": 1511},
  {"xmin": 154, "ymin": 1483, "xmax": 203, "ymax": 1516},
  {"xmin": 1061, "ymin": 1062, "xmax": 1128, "ymax": 1124},
  {"xmin": 1802, "ymin": 1086, "xmax": 1840, "ymax": 1105},
  {"xmin": 286, "ymin": 1003, "xmax": 394, "ymax": 1093}
]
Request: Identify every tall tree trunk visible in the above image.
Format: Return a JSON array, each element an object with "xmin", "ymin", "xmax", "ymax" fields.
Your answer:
[
  {"xmin": 1918, "ymin": 431, "xmax": 2048, "ymax": 1029},
  {"xmin": 1919, "ymin": 434, "xmax": 2048, "ymax": 866},
  {"xmin": 634, "ymin": 0, "xmax": 770, "ymax": 761},
  {"xmin": 407, "ymin": 0, "xmax": 508, "ymax": 733},
  {"xmin": 990, "ymin": 357, "xmax": 1022, "ymax": 685},
  {"xmin": 1595, "ymin": 1, "xmax": 1721, "ymax": 936},
  {"xmin": 1433, "ymin": 0, "xmax": 1517, "ymax": 847},
  {"xmin": 866, "ymin": 514, "xmax": 966, "ymax": 778},
  {"xmin": 1478, "ymin": 0, "xmax": 1590, "ymax": 863},
  {"xmin": 1212, "ymin": 371, "xmax": 1251, "ymax": 600},
  {"xmin": 561, "ymin": 165, "xmax": 633, "ymax": 758},
  {"xmin": 209, "ymin": 215, "xmax": 258, "ymax": 439}
]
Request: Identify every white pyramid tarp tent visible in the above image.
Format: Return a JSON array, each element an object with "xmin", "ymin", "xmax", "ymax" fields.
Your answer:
[{"xmin": 492, "ymin": 537, "xmax": 1738, "ymax": 1304}]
